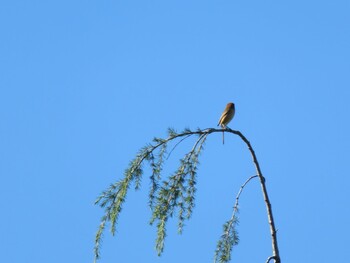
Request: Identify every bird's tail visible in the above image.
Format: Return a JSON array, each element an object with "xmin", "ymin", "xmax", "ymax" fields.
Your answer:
[{"xmin": 222, "ymin": 131, "xmax": 224, "ymax": 145}]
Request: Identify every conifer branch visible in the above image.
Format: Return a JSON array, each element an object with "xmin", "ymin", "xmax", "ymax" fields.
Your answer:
[
  {"xmin": 214, "ymin": 175, "xmax": 258, "ymax": 262},
  {"xmin": 94, "ymin": 128, "xmax": 280, "ymax": 263}
]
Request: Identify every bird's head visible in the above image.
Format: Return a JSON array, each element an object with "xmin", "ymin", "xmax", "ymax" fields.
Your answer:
[{"xmin": 227, "ymin": 102, "xmax": 235, "ymax": 109}]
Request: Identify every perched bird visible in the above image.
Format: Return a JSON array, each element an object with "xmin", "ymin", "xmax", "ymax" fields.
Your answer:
[{"xmin": 217, "ymin": 102, "xmax": 235, "ymax": 144}]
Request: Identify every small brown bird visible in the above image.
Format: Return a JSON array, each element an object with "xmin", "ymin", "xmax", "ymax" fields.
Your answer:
[{"xmin": 217, "ymin": 102, "xmax": 235, "ymax": 144}]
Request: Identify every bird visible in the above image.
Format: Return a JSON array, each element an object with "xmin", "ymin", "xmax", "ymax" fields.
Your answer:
[{"xmin": 217, "ymin": 102, "xmax": 235, "ymax": 144}]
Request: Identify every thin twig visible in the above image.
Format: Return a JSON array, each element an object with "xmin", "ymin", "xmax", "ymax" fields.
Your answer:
[
  {"xmin": 225, "ymin": 175, "xmax": 258, "ymax": 238},
  {"xmin": 166, "ymin": 134, "xmax": 192, "ymax": 160},
  {"xmin": 234, "ymin": 175, "xmax": 258, "ymax": 212}
]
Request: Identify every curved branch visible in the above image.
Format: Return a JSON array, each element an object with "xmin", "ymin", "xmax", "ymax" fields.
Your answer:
[
  {"xmin": 214, "ymin": 175, "xmax": 258, "ymax": 262},
  {"xmin": 94, "ymin": 127, "xmax": 280, "ymax": 263},
  {"xmin": 225, "ymin": 128, "xmax": 281, "ymax": 263},
  {"xmin": 228, "ymin": 175, "xmax": 258, "ymax": 238},
  {"xmin": 234, "ymin": 175, "xmax": 258, "ymax": 211}
]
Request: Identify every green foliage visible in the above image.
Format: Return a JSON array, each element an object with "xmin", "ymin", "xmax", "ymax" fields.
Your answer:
[
  {"xmin": 148, "ymin": 138, "xmax": 167, "ymax": 209},
  {"xmin": 94, "ymin": 127, "xmax": 278, "ymax": 263},
  {"xmin": 150, "ymin": 133, "xmax": 206, "ymax": 254},
  {"xmin": 214, "ymin": 174, "xmax": 258, "ymax": 263},
  {"xmin": 93, "ymin": 146, "xmax": 151, "ymax": 262},
  {"xmin": 94, "ymin": 128, "xmax": 208, "ymax": 262},
  {"xmin": 214, "ymin": 215, "xmax": 240, "ymax": 263}
]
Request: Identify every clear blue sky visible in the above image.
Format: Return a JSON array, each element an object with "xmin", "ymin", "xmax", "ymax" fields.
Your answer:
[{"xmin": 1, "ymin": 1, "xmax": 349, "ymax": 262}]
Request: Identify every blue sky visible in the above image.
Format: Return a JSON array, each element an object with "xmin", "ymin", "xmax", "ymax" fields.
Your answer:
[{"xmin": 1, "ymin": 0, "xmax": 349, "ymax": 262}]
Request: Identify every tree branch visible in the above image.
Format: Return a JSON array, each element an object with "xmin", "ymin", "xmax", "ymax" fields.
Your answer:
[
  {"xmin": 94, "ymin": 127, "xmax": 280, "ymax": 263},
  {"xmin": 214, "ymin": 175, "xmax": 258, "ymax": 262},
  {"xmin": 234, "ymin": 175, "xmax": 258, "ymax": 212},
  {"xmin": 225, "ymin": 128, "xmax": 281, "ymax": 263}
]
